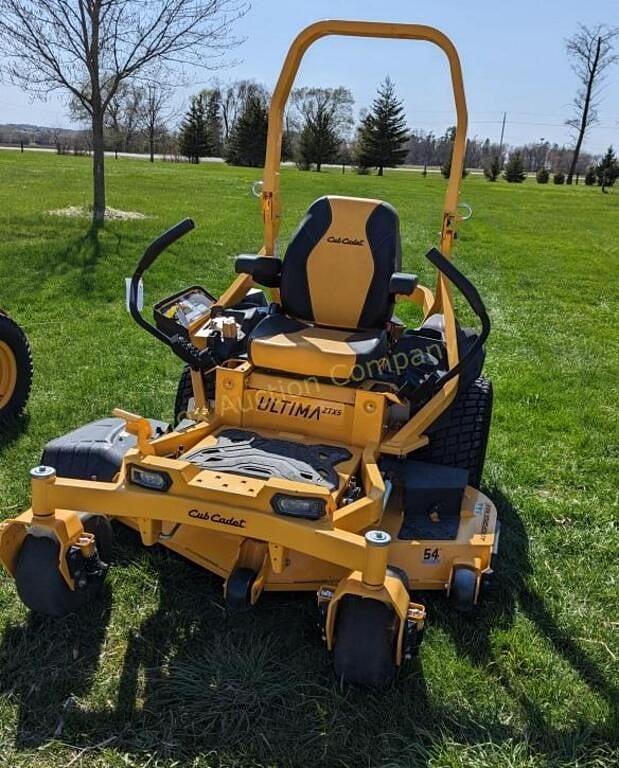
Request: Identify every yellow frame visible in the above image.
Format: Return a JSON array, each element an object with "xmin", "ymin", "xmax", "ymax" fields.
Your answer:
[
  {"xmin": 0, "ymin": 22, "xmax": 499, "ymax": 668},
  {"xmin": 218, "ymin": 20, "xmax": 469, "ymax": 454}
]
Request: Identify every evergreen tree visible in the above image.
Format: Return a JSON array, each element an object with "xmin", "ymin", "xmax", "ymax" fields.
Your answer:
[
  {"xmin": 553, "ymin": 171, "xmax": 565, "ymax": 185},
  {"xmin": 441, "ymin": 154, "xmax": 468, "ymax": 179},
  {"xmin": 503, "ymin": 152, "xmax": 527, "ymax": 183},
  {"xmin": 536, "ymin": 167, "xmax": 550, "ymax": 184},
  {"xmin": 179, "ymin": 95, "xmax": 208, "ymax": 164},
  {"xmin": 225, "ymin": 94, "xmax": 269, "ymax": 167},
  {"xmin": 292, "ymin": 87, "xmax": 353, "ymax": 172},
  {"xmin": 297, "ymin": 115, "xmax": 340, "ymax": 172},
  {"xmin": 484, "ymin": 155, "xmax": 501, "ymax": 181},
  {"xmin": 595, "ymin": 146, "xmax": 618, "ymax": 189},
  {"xmin": 203, "ymin": 89, "xmax": 224, "ymax": 157},
  {"xmin": 356, "ymin": 77, "xmax": 409, "ymax": 175}
]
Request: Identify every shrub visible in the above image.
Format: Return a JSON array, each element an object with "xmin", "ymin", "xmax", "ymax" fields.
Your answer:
[
  {"xmin": 584, "ymin": 166, "xmax": 597, "ymax": 186},
  {"xmin": 553, "ymin": 172, "xmax": 565, "ymax": 185},
  {"xmin": 503, "ymin": 152, "xmax": 527, "ymax": 183},
  {"xmin": 536, "ymin": 167, "xmax": 550, "ymax": 184},
  {"xmin": 484, "ymin": 155, "xmax": 501, "ymax": 182},
  {"xmin": 595, "ymin": 146, "xmax": 618, "ymax": 189},
  {"xmin": 441, "ymin": 156, "xmax": 468, "ymax": 179}
]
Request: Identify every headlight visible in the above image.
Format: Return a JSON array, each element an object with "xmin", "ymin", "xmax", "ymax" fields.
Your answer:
[
  {"xmin": 271, "ymin": 493, "xmax": 326, "ymax": 520},
  {"xmin": 128, "ymin": 465, "xmax": 172, "ymax": 492}
]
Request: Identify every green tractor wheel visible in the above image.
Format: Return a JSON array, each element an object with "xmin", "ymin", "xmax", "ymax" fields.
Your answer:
[{"xmin": 0, "ymin": 312, "xmax": 33, "ymax": 426}]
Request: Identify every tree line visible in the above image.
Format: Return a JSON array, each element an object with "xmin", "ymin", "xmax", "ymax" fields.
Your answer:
[
  {"xmin": 0, "ymin": 4, "xmax": 615, "ymax": 225},
  {"xmin": 171, "ymin": 77, "xmax": 616, "ymax": 189}
]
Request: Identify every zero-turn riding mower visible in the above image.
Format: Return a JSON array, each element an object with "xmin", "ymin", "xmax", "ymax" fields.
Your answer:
[
  {"xmin": 0, "ymin": 21, "xmax": 499, "ymax": 688},
  {"xmin": 0, "ymin": 309, "xmax": 32, "ymax": 427}
]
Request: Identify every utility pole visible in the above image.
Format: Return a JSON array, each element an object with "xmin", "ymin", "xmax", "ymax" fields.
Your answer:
[{"xmin": 498, "ymin": 112, "xmax": 506, "ymax": 163}]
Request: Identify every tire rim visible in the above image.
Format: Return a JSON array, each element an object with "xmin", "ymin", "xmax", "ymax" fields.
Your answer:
[{"xmin": 0, "ymin": 340, "xmax": 18, "ymax": 409}]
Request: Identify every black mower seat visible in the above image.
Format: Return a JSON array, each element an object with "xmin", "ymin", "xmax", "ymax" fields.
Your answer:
[
  {"xmin": 246, "ymin": 195, "xmax": 405, "ymax": 381},
  {"xmin": 249, "ymin": 314, "xmax": 388, "ymax": 380}
]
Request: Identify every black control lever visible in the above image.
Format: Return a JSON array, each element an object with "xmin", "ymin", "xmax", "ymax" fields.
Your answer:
[
  {"xmin": 422, "ymin": 247, "xmax": 491, "ymax": 392},
  {"xmin": 129, "ymin": 219, "xmax": 214, "ymax": 370}
]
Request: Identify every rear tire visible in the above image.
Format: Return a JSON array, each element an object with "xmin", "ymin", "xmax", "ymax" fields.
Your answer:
[
  {"xmin": 333, "ymin": 595, "xmax": 398, "ymax": 689},
  {"xmin": 413, "ymin": 377, "xmax": 493, "ymax": 487},
  {"xmin": 0, "ymin": 313, "xmax": 33, "ymax": 426}
]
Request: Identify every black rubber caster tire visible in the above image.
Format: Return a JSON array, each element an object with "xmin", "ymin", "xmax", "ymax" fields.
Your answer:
[
  {"xmin": 0, "ymin": 313, "xmax": 33, "ymax": 426},
  {"xmin": 14, "ymin": 516, "xmax": 112, "ymax": 618},
  {"xmin": 333, "ymin": 595, "xmax": 398, "ymax": 689},
  {"xmin": 450, "ymin": 566, "xmax": 478, "ymax": 613},
  {"xmin": 225, "ymin": 567, "xmax": 256, "ymax": 612},
  {"xmin": 14, "ymin": 535, "xmax": 91, "ymax": 617}
]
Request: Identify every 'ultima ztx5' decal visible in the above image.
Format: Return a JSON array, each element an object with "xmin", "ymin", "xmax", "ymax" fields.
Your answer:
[
  {"xmin": 188, "ymin": 509, "xmax": 247, "ymax": 528},
  {"xmin": 256, "ymin": 395, "xmax": 342, "ymax": 421}
]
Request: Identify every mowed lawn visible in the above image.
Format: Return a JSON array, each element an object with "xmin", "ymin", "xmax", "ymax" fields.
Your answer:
[{"xmin": 0, "ymin": 150, "xmax": 616, "ymax": 768}]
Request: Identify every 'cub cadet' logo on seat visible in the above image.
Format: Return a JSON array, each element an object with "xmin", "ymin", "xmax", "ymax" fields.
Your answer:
[{"xmin": 327, "ymin": 236, "xmax": 365, "ymax": 246}]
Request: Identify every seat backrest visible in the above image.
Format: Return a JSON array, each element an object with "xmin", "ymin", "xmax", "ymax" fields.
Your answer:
[{"xmin": 280, "ymin": 195, "xmax": 402, "ymax": 330}]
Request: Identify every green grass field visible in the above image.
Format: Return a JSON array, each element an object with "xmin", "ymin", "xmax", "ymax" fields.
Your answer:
[{"xmin": 0, "ymin": 150, "xmax": 617, "ymax": 768}]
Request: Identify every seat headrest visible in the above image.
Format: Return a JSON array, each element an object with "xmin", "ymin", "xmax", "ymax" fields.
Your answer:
[{"xmin": 280, "ymin": 196, "xmax": 402, "ymax": 330}]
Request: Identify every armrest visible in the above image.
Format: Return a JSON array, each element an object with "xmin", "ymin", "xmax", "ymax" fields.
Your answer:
[
  {"xmin": 389, "ymin": 272, "xmax": 419, "ymax": 296},
  {"xmin": 235, "ymin": 255, "xmax": 282, "ymax": 287}
]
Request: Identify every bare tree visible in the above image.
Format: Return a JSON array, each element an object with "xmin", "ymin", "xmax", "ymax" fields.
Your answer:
[
  {"xmin": 141, "ymin": 82, "xmax": 174, "ymax": 162},
  {"xmin": 565, "ymin": 24, "xmax": 618, "ymax": 184},
  {"xmin": 0, "ymin": 1, "xmax": 247, "ymax": 225},
  {"xmin": 218, "ymin": 79, "xmax": 269, "ymax": 142},
  {"xmin": 107, "ymin": 85, "xmax": 144, "ymax": 156}
]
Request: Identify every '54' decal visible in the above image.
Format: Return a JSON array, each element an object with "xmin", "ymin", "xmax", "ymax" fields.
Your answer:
[{"xmin": 422, "ymin": 547, "xmax": 441, "ymax": 563}]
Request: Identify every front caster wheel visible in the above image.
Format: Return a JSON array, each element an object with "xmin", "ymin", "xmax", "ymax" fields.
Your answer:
[
  {"xmin": 225, "ymin": 567, "xmax": 256, "ymax": 612},
  {"xmin": 14, "ymin": 517, "xmax": 113, "ymax": 618},
  {"xmin": 449, "ymin": 566, "xmax": 478, "ymax": 613},
  {"xmin": 333, "ymin": 595, "xmax": 398, "ymax": 689}
]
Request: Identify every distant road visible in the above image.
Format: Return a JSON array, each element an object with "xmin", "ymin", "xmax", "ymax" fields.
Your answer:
[{"xmin": 0, "ymin": 144, "xmax": 491, "ymax": 175}]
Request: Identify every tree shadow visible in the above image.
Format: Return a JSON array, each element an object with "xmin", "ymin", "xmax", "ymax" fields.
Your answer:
[{"xmin": 32, "ymin": 225, "xmax": 121, "ymax": 294}]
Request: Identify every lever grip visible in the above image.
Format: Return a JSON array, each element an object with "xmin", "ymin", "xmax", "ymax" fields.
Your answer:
[
  {"xmin": 136, "ymin": 218, "xmax": 195, "ymax": 274},
  {"xmin": 424, "ymin": 247, "xmax": 486, "ymax": 319}
]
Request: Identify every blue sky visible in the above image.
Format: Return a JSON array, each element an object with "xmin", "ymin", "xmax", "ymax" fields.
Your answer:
[{"xmin": 1, "ymin": 0, "xmax": 617, "ymax": 153}]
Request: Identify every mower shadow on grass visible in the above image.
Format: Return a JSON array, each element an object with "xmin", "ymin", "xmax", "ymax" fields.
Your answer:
[
  {"xmin": 0, "ymin": 414, "xmax": 30, "ymax": 456},
  {"xmin": 0, "ymin": 586, "xmax": 112, "ymax": 748},
  {"xmin": 437, "ymin": 486, "xmax": 617, "ymax": 708},
  {"xmin": 0, "ymin": 499, "xmax": 615, "ymax": 766}
]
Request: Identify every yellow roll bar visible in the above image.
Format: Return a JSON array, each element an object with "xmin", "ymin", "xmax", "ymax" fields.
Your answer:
[{"xmin": 260, "ymin": 20, "xmax": 468, "ymax": 261}]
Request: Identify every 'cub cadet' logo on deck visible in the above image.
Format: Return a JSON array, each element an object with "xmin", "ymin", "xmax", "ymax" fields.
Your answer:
[
  {"xmin": 188, "ymin": 509, "xmax": 247, "ymax": 528},
  {"xmin": 327, "ymin": 236, "xmax": 365, "ymax": 247}
]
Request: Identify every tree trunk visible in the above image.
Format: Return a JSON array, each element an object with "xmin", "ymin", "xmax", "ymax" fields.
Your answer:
[
  {"xmin": 91, "ymin": 108, "xmax": 106, "ymax": 225},
  {"xmin": 149, "ymin": 128, "xmax": 155, "ymax": 162},
  {"xmin": 567, "ymin": 36, "xmax": 602, "ymax": 185},
  {"xmin": 378, "ymin": 166, "xmax": 384, "ymax": 176},
  {"xmin": 316, "ymin": 161, "xmax": 321, "ymax": 172}
]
